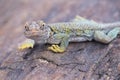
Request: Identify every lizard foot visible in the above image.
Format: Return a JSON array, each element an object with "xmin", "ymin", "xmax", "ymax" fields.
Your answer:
[
  {"xmin": 48, "ymin": 45, "xmax": 65, "ymax": 53},
  {"xmin": 18, "ymin": 39, "xmax": 35, "ymax": 50}
]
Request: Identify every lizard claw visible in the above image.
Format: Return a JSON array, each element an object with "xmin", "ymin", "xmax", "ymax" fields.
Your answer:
[
  {"xmin": 18, "ymin": 39, "xmax": 35, "ymax": 50},
  {"xmin": 48, "ymin": 45, "xmax": 65, "ymax": 53}
]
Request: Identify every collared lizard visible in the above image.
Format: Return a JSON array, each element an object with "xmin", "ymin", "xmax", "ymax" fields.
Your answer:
[{"xmin": 18, "ymin": 16, "xmax": 120, "ymax": 53}]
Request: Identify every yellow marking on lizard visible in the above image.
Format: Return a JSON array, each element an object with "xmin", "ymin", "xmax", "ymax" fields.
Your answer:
[
  {"xmin": 51, "ymin": 26, "xmax": 58, "ymax": 33},
  {"xmin": 18, "ymin": 42, "xmax": 33, "ymax": 50},
  {"xmin": 63, "ymin": 26, "xmax": 71, "ymax": 34},
  {"xmin": 76, "ymin": 29, "xmax": 83, "ymax": 35}
]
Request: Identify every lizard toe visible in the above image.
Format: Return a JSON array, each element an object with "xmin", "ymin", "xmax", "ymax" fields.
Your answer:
[
  {"xmin": 48, "ymin": 45, "xmax": 65, "ymax": 53},
  {"xmin": 48, "ymin": 46, "xmax": 58, "ymax": 52}
]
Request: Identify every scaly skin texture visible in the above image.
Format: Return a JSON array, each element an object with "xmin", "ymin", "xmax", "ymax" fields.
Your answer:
[{"xmin": 19, "ymin": 16, "xmax": 120, "ymax": 53}]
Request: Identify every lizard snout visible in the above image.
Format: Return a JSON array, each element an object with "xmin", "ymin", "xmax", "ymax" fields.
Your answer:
[{"xmin": 31, "ymin": 29, "xmax": 39, "ymax": 36}]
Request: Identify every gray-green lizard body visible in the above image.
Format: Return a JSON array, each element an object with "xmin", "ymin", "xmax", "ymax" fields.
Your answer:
[{"xmin": 19, "ymin": 16, "xmax": 120, "ymax": 53}]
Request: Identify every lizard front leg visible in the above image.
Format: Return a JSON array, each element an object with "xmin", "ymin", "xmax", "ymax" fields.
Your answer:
[
  {"xmin": 94, "ymin": 27, "xmax": 120, "ymax": 43},
  {"xmin": 48, "ymin": 33, "xmax": 69, "ymax": 53},
  {"xmin": 18, "ymin": 39, "xmax": 35, "ymax": 50}
]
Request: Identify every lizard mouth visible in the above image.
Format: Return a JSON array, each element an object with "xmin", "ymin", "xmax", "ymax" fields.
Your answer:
[{"xmin": 24, "ymin": 31, "xmax": 39, "ymax": 38}]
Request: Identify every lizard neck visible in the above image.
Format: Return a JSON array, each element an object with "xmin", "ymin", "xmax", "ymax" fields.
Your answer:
[{"xmin": 45, "ymin": 26, "xmax": 51, "ymax": 40}]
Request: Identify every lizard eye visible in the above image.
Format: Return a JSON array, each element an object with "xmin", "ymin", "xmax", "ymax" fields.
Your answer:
[
  {"xmin": 42, "ymin": 23, "xmax": 45, "ymax": 26},
  {"xmin": 25, "ymin": 22, "xmax": 29, "ymax": 31},
  {"xmin": 25, "ymin": 26, "xmax": 29, "ymax": 31},
  {"xmin": 38, "ymin": 20, "xmax": 46, "ymax": 26}
]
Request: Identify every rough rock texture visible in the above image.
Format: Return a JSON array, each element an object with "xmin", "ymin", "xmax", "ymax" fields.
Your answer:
[{"xmin": 0, "ymin": 0, "xmax": 120, "ymax": 80}]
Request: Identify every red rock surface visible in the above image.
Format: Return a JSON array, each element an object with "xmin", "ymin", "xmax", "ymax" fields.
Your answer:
[{"xmin": 0, "ymin": 0, "xmax": 120, "ymax": 80}]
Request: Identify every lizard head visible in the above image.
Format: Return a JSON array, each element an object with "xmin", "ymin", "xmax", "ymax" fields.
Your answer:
[{"xmin": 24, "ymin": 20, "xmax": 51, "ymax": 43}]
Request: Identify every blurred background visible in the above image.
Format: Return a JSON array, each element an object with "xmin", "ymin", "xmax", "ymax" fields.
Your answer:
[{"xmin": 0, "ymin": 0, "xmax": 120, "ymax": 59}]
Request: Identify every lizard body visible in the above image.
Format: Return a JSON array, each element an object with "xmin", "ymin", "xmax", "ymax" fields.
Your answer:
[{"xmin": 19, "ymin": 16, "xmax": 120, "ymax": 53}]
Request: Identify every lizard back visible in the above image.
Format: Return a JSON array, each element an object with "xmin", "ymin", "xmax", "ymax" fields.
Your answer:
[{"xmin": 48, "ymin": 21, "xmax": 120, "ymax": 33}]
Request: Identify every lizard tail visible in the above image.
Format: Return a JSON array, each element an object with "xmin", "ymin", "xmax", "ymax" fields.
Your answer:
[{"xmin": 102, "ymin": 22, "xmax": 120, "ymax": 29}]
